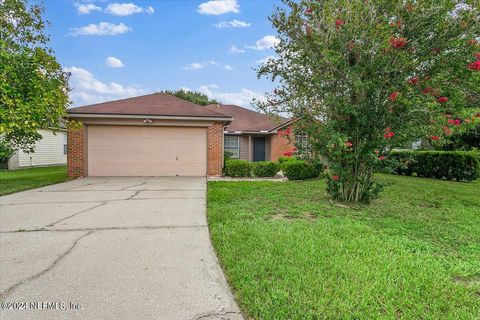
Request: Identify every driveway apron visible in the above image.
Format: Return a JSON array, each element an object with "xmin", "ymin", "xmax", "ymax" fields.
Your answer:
[{"xmin": 0, "ymin": 177, "xmax": 242, "ymax": 320}]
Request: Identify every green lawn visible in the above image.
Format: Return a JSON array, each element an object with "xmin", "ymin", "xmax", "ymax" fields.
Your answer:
[
  {"xmin": 0, "ymin": 165, "xmax": 67, "ymax": 196},
  {"xmin": 207, "ymin": 174, "xmax": 480, "ymax": 319}
]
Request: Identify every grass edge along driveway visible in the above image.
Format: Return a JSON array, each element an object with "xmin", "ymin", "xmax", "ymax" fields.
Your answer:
[
  {"xmin": 0, "ymin": 165, "xmax": 67, "ymax": 196},
  {"xmin": 207, "ymin": 174, "xmax": 480, "ymax": 319}
]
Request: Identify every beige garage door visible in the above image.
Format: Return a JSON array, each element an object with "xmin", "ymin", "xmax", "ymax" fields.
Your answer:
[{"xmin": 87, "ymin": 125, "xmax": 207, "ymax": 176}]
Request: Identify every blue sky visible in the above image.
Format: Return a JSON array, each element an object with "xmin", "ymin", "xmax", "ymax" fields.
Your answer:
[{"xmin": 42, "ymin": 0, "xmax": 281, "ymax": 108}]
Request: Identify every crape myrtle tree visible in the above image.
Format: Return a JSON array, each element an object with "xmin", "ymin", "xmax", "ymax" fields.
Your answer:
[
  {"xmin": 257, "ymin": 0, "xmax": 480, "ymax": 202},
  {"xmin": 0, "ymin": 0, "xmax": 70, "ymax": 158}
]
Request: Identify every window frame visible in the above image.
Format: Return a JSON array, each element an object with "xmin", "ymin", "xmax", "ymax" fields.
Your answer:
[
  {"xmin": 63, "ymin": 133, "xmax": 68, "ymax": 155},
  {"xmin": 295, "ymin": 133, "xmax": 310, "ymax": 155},
  {"xmin": 224, "ymin": 135, "xmax": 240, "ymax": 159}
]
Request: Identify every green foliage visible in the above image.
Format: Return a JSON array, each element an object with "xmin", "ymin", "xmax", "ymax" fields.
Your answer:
[
  {"xmin": 252, "ymin": 161, "xmax": 280, "ymax": 177},
  {"xmin": 278, "ymin": 156, "xmax": 298, "ymax": 164},
  {"xmin": 257, "ymin": 0, "xmax": 480, "ymax": 202},
  {"xmin": 224, "ymin": 150, "xmax": 233, "ymax": 162},
  {"xmin": 386, "ymin": 150, "xmax": 480, "ymax": 181},
  {"xmin": 225, "ymin": 159, "xmax": 252, "ymax": 177},
  {"xmin": 162, "ymin": 89, "xmax": 219, "ymax": 106},
  {"xmin": 281, "ymin": 160, "xmax": 320, "ymax": 180},
  {"xmin": 0, "ymin": 165, "xmax": 67, "ymax": 196},
  {"xmin": 0, "ymin": 138, "xmax": 14, "ymax": 163},
  {"xmin": 442, "ymin": 125, "xmax": 480, "ymax": 150},
  {"xmin": 1, "ymin": 0, "xmax": 70, "ymax": 154},
  {"xmin": 207, "ymin": 175, "xmax": 480, "ymax": 319}
]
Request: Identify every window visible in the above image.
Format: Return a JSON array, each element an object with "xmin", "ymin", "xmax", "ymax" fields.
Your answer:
[
  {"xmin": 224, "ymin": 135, "xmax": 240, "ymax": 158},
  {"xmin": 295, "ymin": 133, "xmax": 310, "ymax": 156},
  {"xmin": 63, "ymin": 133, "xmax": 68, "ymax": 155}
]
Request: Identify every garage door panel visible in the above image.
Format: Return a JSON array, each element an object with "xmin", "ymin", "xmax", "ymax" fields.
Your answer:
[{"xmin": 87, "ymin": 125, "xmax": 206, "ymax": 176}]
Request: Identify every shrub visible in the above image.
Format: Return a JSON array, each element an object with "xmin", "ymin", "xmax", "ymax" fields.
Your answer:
[
  {"xmin": 252, "ymin": 161, "xmax": 280, "ymax": 177},
  {"xmin": 224, "ymin": 151, "xmax": 233, "ymax": 162},
  {"xmin": 278, "ymin": 156, "xmax": 297, "ymax": 164},
  {"xmin": 382, "ymin": 150, "xmax": 417, "ymax": 176},
  {"xmin": 225, "ymin": 159, "xmax": 252, "ymax": 177},
  {"xmin": 281, "ymin": 160, "xmax": 320, "ymax": 180},
  {"xmin": 386, "ymin": 150, "xmax": 480, "ymax": 181}
]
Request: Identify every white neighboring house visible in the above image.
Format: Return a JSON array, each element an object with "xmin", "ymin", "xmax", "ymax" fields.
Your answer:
[{"xmin": 7, "ymin": 129, "xmax": 67, "ymax": 170}]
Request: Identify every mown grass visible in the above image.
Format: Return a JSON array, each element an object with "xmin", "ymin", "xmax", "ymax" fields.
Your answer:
[
  {"xmin": 207, "ymin": 174, "xmax": 480, "ymax": 319},
  {"xmin": 0, "ymin": 166, "xmax": 67, "ymax": 196}
]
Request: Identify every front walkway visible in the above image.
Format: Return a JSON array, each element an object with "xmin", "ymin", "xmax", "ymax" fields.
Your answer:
[{"xmin": 0, "ymin": 177, "xmax": 242, "ymax": 320}]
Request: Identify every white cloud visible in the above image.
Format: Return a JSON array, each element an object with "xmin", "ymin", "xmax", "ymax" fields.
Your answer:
[
  {"xmin": 105, "ymin": 3, "xmax": 154, "ymax": 16},
  {"xmin": 183, "ymin": 62, "xmax": 205, "ymax": 70},
  {"xmin": 197, "ymin": 85, "xmax": 265, "ymax": 108},
  {"xmin": 198, "ymin": 0, "xmax": 239, "ymax": 15},
  {"xmin": 224, "ymin": 64, "xmax": 233, "ymax": 70},
  {"xmin": 70, "ymin": 22, "xmax": 131, "ymax": 36},
  {"xmin": 75, "ymin": 3, "xmax": 102, "ymax": 14},
  {"xmin": 214, "ymin": 19, "xmax": 251, "ymax": 28},
  {"xmin": 255, "ymin": 55, "xmax": 277, "ymax": 65},
  {"xmin": 65, "ymin": 66, "xmax": 144, "ymax": 106},
  {"xmin": 182, "ymin": 61, "xmax": 218, "ymax": 70},
  {"xmin": 106, "ymin": 56, "xmax": 124, "ymax": 68},
  {"xmin": 247, "ymin": 35, "xmax": 280, "ymax": 51},
  {"xmin": 229, "ymin": 45, "xmax": 245, "ymax": 54}
]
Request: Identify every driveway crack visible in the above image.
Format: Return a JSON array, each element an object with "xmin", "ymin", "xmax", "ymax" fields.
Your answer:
[
  {"xmin": 193, "ymin": 310, "xmax": 242, "ymax": 320},
  {"xmin": 45, "ymin": 201, "xmax": 108, "ymax": 228},
  {"xmin": 126, "ymin": 190, "xmax": 141, "ymax": 200},
  {"xmin": 122, "ymin": 180, "xmax": 149, "ymax": 190},
  {"xmin": 0, "ymin": 231, "xmax": 94, "ymax": 300}
]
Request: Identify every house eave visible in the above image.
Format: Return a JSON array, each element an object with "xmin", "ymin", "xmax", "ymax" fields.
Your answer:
[
  {"xmin": 224, "ymin": 131, "xmax": 274, "ymax": 135},
  {"xmin": 67, "ymin": 113, "xmax": 233, "ymax": 122}
]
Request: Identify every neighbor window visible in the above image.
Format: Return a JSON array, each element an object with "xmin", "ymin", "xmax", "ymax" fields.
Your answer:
[
  {"xmin": 224, "ymin": 136, "xmax": 240, "ymax": 158},
  {"xmin": 295, "ymin": 133, "xmax": 310, "ymax": 155},
  {"xmin": 63, "ymin": 133, "xmax": 68, "ymax": 155}
]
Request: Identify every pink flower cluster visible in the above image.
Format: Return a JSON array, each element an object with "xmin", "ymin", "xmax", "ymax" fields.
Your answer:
[
  {"xmin": 389, "ymin": 37, "xmax": 407, "ymax": 49},
  {"xmin": 277, "ymin": 127, "xmax": 291, "ymax": 136},
  {"xmin": 283, "ymin": 147, "xmax": 297, "ymax": 157},
  {"xmin": 389, "ymin": 91, "xmax": 399, "ymax": 101},
  {"xmin": 383, "ymin": 127, "xmax": 395, "ymax": 139},
  {"xmin": 407, "ymin": 76, "xmax": 419, "ymax": 85},
  {"xmin": 468, "ymin": 60, "xmax": 480, "ymax": 71},
  {"xmin": 448, "ymin": 119, "xmax": 461, "ymax": 126}
]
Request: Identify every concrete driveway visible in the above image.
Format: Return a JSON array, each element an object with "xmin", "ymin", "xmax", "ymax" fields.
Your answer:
[{"xmin": 0, "ymin": 177, "xmax": 242, "ymax": 320}]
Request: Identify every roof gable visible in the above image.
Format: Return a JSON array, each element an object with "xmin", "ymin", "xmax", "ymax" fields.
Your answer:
[
  {"xmin": 67, "ymin": 93, "xmax": 228, "ymax": 118},
  {"xmin": 204, "ymin": 104, "xmax": 289, "ymax": 132}
]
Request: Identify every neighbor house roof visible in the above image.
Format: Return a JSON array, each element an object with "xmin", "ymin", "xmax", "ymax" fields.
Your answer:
[
  {"xmin": 67, "ymin": 93, "xmax": 231, "ymax": 120},
  {"xmin": 204, "ymin": 104, "xmax": 290, "ymax": 133}
]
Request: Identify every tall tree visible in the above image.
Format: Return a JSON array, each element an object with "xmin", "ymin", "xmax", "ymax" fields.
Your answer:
[
  {"xmin": 258, "ymin": 0, "xmax": 479, "ymax": 202},
  {"xmin": 163, "ymin": 89, "xmax": 219, "ymax": 106},
  {"xmin": 0, "ymin": 0, "xmax": 69, "ymax": 157}
]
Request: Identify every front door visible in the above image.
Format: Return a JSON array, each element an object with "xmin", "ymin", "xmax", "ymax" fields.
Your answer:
[{"xmin": 253, "ymin": 137, "xmax": 266, "ymax": 162}]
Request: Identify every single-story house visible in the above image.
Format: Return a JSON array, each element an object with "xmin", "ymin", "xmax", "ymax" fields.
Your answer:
[
  {"xmin": 66, "ymin": 93, "xmax": 295, "ymax": 178},
  {"xmin": 6, "ymin": 129, "xmax": 67, "ymax": 170},
  {"xmin": 204, "ymin": 104, "xmax": 297, "ymax": 162}
]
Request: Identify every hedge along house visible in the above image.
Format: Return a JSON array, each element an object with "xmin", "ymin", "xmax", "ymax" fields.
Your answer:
[
  {"xmin": 66, "ymin": 93, "xmax": 232, "ymax": 178},
  {"xmin": 204, "ymin": 104, "xmax": 298, "ymax": 162}
]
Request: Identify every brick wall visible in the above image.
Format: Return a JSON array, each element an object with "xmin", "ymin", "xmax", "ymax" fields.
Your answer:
[
  {"xmin": 67, "ymin": 126, "xmax": 85, "ymax": 178},
  {"xmin": 68, "ymin": 122, "xmax": 225, "ymax": 177},
  {"xmin": 207, "ymin": 122, "xmax": 224, "ymax": 176},
  {"xmin": 270, "ymin": 132, "xmax": 294, "ymax": 161}
]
